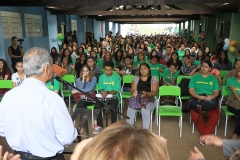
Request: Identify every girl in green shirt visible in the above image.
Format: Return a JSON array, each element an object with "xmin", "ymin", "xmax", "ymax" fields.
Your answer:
[{"xmin": 189, "ymin": 60, "xmax": 220, "ymax": 136}]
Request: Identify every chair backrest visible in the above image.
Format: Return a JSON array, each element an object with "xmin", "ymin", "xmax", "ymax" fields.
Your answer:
[
  {"xmin": 176, "ymin": 75, "xmax": 191, "ymax": 85},
  {"xmin": 219, "ymin": 70, "xmax": 228, "ymax": 79},
  {"xmin": 94, "ymin": 83, "xmax": 98, "ymax": 92},
  {"xmin": 123, "ymin": 75, "xmax": 135, "ymax": 84},
  {"xmin": 221, "ymin": 86, "xmax": 229, "ymax": 97},
  {"xmin": 159, "ymin": 86, "xmax": 181, "ymax": 97},
  {"xmin": 0, "ymin": 80, "xmax": 13, "ymax": 89},
  {"xmin": 62, "ymin": 74, "xmax": 76, "ymax": 83},
  {"xmin": 222, "ymin": 77, "xmax": 227, "ymax": 86},
  {"xmin": 101, "ymin": 69, "xmax": 105, "ymax": 73}
]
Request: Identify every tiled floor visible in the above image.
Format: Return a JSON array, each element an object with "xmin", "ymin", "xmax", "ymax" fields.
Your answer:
[{"xmin": 0, "ymin": 99, "xmax": 237, "ymax": 160}]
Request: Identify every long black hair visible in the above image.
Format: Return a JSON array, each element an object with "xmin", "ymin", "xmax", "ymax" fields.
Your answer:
[
  {"xmin": 114, "ymin": 49, "xmax": 123, "ymax": 63},
  {"xmin": 0, "ymin": 59, "xmax": 10, "ymax": 78},
  {"xmin": 138, "ymin": 63, "xmax": 152, "ymax": 91},
  {"xmin": 61, "ymin": 48, "xmax": 73, "ymax": 64},
  {"xmin": 218, "ymin": 51, "xmax": 229, "ymax": 65}
]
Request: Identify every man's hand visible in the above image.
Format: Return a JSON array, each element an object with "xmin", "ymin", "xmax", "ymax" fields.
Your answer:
[
  {"xmin": 189, "ymin": 147, "xmax": 204, "ymax": 160},
  {"xmin": 200, "ymin": 135, "xmax": 223, "ymax": 147},
  {"xmin": 0, "ymin": 145, "xmax": 21, "ymax": 160},
  {"xmin": 101, "ymin": 91, "xmax": 107, "ymax": 98}
]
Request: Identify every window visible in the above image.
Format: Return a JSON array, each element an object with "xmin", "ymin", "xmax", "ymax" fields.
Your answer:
[
  {"xmin": 1, "ymin": 11, "xmax": 23, "ymax": 38},
  {"xmin": 24, "ymin": 13, "xmax": 42, "ymax": 37}
]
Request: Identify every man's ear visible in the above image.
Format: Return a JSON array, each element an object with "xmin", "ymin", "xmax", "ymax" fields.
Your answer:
[{"xmin": 43, "ymin": 65, "xmax": 48, "ymax": 75}]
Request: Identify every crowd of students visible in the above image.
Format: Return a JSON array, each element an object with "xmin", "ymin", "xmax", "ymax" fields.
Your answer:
[{"xmin": 2, "ymin": 33, "xmax": 240, "ymax": 159}]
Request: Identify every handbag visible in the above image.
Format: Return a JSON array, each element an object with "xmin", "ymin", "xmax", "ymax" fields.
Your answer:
[
  {"xmin": 129, "ymin": 92, "xmax": 155, "ymax": 110},
  {"xmin": 225, "ymin": 94, "xmax": 240, "ymax": 110},
  {"xmin": 73, "ymin": 91, "xmax": 96, "ymax": 103},
  {"xmin": 188, "ymin": 94, "xmax": 218, "ymax": 124}
]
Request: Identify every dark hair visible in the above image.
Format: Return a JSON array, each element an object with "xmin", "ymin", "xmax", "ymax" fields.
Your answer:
[
  {"xmin": 169, "ymin": 62, "xmax": 177, "ymax": 68},
  {"xmin": 182, "ymin": 55, "xmax": 190, "ymax": 59},
  {"xmin": 87, "ymin": 56, "xmax": 96, "ymax": 62},
  {"xmin": 201, "ymin": 60, "xmax": 212, "ymax": 69},
  {"xmin": 138, "ymin": 63, "xmax": 152, "ymax": 91},
  {"xmin": 125, "ymin": 55, "xmax": 133, "ymax": 60},
  {"xmin": 218, "ymin": 51, "xmax": 229, "ymax": 65},
  {"xmin": 185, "ymin": 49, "xmax": 190, "ymax": 55},
  {"xmin": 151, "ymin": 55, "xmax": 159, "ymax": 62},
  {"xmin": 61, "ymin": 48, "xmax": 73, "ymax": 64},
  {"xmin": 114, "ymin": 49, "xmax": 123, "ymax": 62},
  {"xmin": 166, "ymin": 46, "xmax": 171, "ymax": 50},
  {"xmin": 104, "ymin": 61, "xmax": 114, "ymax": 69},
  {"xmin": 167, "ymin": 52, "xmax": 181, "ymax": 67},
  {"xmin": 80, "ymin": 53, "xmax": 87, "ymax": 64},
  {"xmin": 196, "ymin": 49, "xmax": 206, "ymax": 62},
  {"xmin": 150, "ymin": 50, "xmax": 158, "ymax": 60},
  {"xmin": 11, "ymin": 36, "xmax": 17, "ymax": 41},
  {"xmin": 15, "ymin": 60, "xmax": 23, "ymax": 65},
  {"xmin": 190, "ymin": 54, "xmax": 196, "ymax": 58},
  {"xmin": 0, "ymin": 59, "xmax": 10, "ymax": 77}
]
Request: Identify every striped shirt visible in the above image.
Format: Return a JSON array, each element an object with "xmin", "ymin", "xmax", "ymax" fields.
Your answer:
[{"xmin": 0, "ymin": 78, "xmax": 77, "ymax": 157}]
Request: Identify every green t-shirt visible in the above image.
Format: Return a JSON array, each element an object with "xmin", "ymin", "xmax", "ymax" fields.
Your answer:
[
  {"xmin": 149, "ymin": 64, "xmax": 166, "ymax": 77},
  {"xmin": 98, "ymin": 73, "xmax": 121, "ymax": 99},
  {"xmin": 149, "ymin": 43, "xmax": 155, "ymax": 50},
  {"xmin": 193, "ymin": 60, "xmax": 201, "ymax": 66},
  {"xmin": 71, "ymin": 57, "xmax": 75, "ymax": 65},
  {"xmin": 134, "ymin": 56, "xmax": 148, "ymax": 62},
  {"xmin": 162, "ymin": 68, "xmax": 179, "ymax": 84},
  {"xmin": 232, "ymin": 57, "xmax": 240, "ymax": 67},
  {"xmin": 189, "ymin": 74, "xmax": 219, "ymax": 95},
  {"xmin": 177, "ymin": 50, "xmax": 185, "ymax": 58},
  {"xmin": 46, "ymin": 79, "xmax": 60, "ymax": 91},
  {"xmin": 226, "ymin": 77, "xmax": 240, "ymax": 96}
]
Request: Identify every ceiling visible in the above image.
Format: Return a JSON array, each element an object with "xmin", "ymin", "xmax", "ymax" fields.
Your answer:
[{"xmin": 0, "ymin": 0, "xmax": 239, "ymax": 23}]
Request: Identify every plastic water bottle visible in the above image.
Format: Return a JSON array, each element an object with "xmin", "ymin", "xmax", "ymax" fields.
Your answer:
[{"xmin": 94, "ymin": 120, "xmax": 97, "ymax": 129}]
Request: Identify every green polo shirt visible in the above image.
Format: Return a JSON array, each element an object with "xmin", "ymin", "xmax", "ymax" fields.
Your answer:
[
  {"xmin": 46, "ymin": 79, "xmax": 60, "ymax": 91},
  {"xmin": 162, "ymin": 68, "xmax": 179, "ymax": 84},
  {"xmin": 98, "ymin": 73, "xmax": 121, "ymax": 100},
  {"xmin": 149, "ymin": 64, "xmax": 166, "ymax": 77},
  {"xmin": 193, "ymin": 60, "xmax": 201, "ymax": 66},
  {"xmin": 177, "ymin": 50, "xmax": 185, "ymax": 58},
  {"xmin": 189, "ymin": 74, "xmax": 219, "ymax": 95},
  {"xmin": 227, "ymin": 77, "xmax": 240, "ymax": 96}
]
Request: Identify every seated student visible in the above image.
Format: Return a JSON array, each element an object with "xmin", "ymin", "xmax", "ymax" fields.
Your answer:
[
  {"xmin": 210, "ymin": 51, "xmax": 218, "ymax": 66},
  {"xmin": 61, "ymin": 57, "xmax": 75, "ymax": 74},
  {"xmin": 114, "ymin": 49, "xmax": 123, "ymax": 67},
  {"xmin": 75, "ymin": 53, "xmax": 87, "ymax": 78},
  {"xmin": 46, "ymin": 77, "xmax": 60, "ymax": 94},
  {"xmin": 161, "ymin": 63, "xmax": 179, "ymax": 105},
  {"xmin": 98, "ymin": 51, "xmax": 116, "ymax": 69},
  {"xmin": 127, "ymin": 63, "xmax": 159, "ymax": 130},
  {"xmin": 226, "ymin": 67, "xmax": 240, "ymax": 139},
  {"xmin": 149, "ymin": 55, "xmax": 166, "ymax": 77},
  {"xmin": 115, "ymin": 55, "xmax": 136, "ymax": 76},
  {"xmin": 190, "ymin": 54, "xmax": 201, "ymax": 67},
  {"xmin": 87, "ymin": 56, "xmax": 102, "ymax": 80},
  {"xmin": 0, "ymin": 59, "xmax": 12, "ymax": 97},
  {"xmin": 71, "ymin": 65, "xmax": 97, "ymax": 130},
  {"xmin": 214, "ymin": 51, "xmax": 232, "ymax": 71},
  {"xmin": 71, "ymin": 122, "xmax": 169, "ymax": 160},
  {"xmin": 134, "ymin": 51, "xmax": 148, "ymax": 67},
  {"xmin": 180, "ymin": 55, "xmax": 198, "ymax": 76},
  {"xmin": 227, "ymin": 59, "xmax": 240, "ymax": 80},
  {"xmin": 94, "ymin": 61, "xmax": 121, "ymax": 134},
  {"xmin": 189, "ymin": 60, "xmax": 219, "ymax": 136},
  {"xmin": 178, "ymin": 44, "xmax": 185, "ymax": 59},
  {"xmin": 231, "ymin": 48, "xmax": 240, "ymax": 68},
  {"xmin": 11, "ymin": 60, "xmax": 26, "ymax": 87},
  {"xmin": 167, "ymin": 51, "xmax": 182, "ymax": 70}
]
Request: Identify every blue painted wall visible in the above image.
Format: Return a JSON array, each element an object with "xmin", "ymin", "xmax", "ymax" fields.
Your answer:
[
  {"xmin": 70, "ymin": 15, "xmax": 84, "ymax": 45},
  {"xmin": 0, "ymin": 7, "xmax": 50, "ymax": 71},
  {"xmin": 86, "ymin": 18, "xmax": 93, "ymax": 33}
]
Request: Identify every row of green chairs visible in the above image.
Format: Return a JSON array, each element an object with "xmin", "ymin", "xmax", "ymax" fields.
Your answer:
[{"xmin": 0, "ymin": 80, "xmax": 14, "ymax": 102}]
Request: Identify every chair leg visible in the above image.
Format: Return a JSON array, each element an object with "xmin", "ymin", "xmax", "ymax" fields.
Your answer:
[
  {"xmin": 158, "ymin": 116, "xmax": 161, "ymax": 136},
  {"xmin": 192, "ymin": 122, "xmax": 195, "ymax": 133},
  {"xmin": 69, "ymin": 97, "xmax": 71, "ymax": 112},
  {"xmin": 179, "ymin": 117, "xmax": 180, "ymax": 127},
  {"xmin": 214, "ymin": 125, "xmax": 217, "ymax": 135},
  {"xmin": 180, "ymin": 116, "xmax": 182, "ymax": 137},
  {"xmin": 224, "ymin": 115, "xmax": 228, "ymax": 137},
  {"xmin": 92, "ymin": 109, "xmax": 94, "ymax": 128},
  {"xmin": 150, "ymin": 113, "xmax": 153, "ymax": 131}
]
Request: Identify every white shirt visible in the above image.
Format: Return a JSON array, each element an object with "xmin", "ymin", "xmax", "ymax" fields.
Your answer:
[
  {"xmin": 0, "ymin": 78, "xmax": 77, "ymax": 157},
  {"xmin": 11, "ymin": 73, "xmax": 26, "ymax": 87}
]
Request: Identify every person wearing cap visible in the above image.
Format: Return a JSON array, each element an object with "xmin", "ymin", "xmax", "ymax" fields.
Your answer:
[{"xmin": 231, "ymin": 48, "xmax": 240, "ymax": 68}]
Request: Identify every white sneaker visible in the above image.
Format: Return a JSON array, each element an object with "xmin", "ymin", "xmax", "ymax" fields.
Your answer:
[{"xmin": 93, "ymin": 126, "xmax": 102, "ymax": 134}]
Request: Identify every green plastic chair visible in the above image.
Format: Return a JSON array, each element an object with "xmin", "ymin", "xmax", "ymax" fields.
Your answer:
[
  {"xmin": 73, "ymin": 83, "xmax": 98, "ymax": 127},
  {"xmin": 60, "ymin": 74, "xmax": 76, "ymax": 111},
  {"xmin": 121, "ymin": 75, "xmax": 135, "ymax": 117},
  {"xmin": 157, "ymin": 86, "xmax": 183, "ymax": 137},
  {"xmin": 220, "ymin": 70, "xmax": 229, "ymax": 79},
  {"xmin": 222, "ymin": 77, "xmax": 227, "ymax": 86},
  {"xmin": 0, "ymin": 80, "xmax": 13, "ymax": 102},
  {"xmin": 220, "ymin": 86, "xmax": 234, "ymax": 136}
]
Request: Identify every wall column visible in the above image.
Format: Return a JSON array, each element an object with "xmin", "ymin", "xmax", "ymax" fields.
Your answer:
[
  {"xmin": 105, "ymin": 21, "xmax": 109, "ymax": 35},
  {"xmin": 112, "ymin": 22, "xmax": 116, "ymax": 36},
  {"xmin": 187, "ymin": 20, "xmax": 191, "ymax": 40},
  {"xmin": 205, "ymin": 15, "xmax": 217, "ymax": 51},
  {"xmin": 194, "ymin": 20, "xmax": 201, "ymax": 42},
  {"xmin": 0, "ymin": 10, "xmax": 5, "ymax": 59},
  {"xmin": 118, "ymin": 23, "xmax": 121, "ymax": 34},
  {"xmin": 46, "ymin": 11, "xmax": 58, "ymax": 52},
  {"xmin": 229, "ymin": 13, "xmax": 240, "ymax": 60}
]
